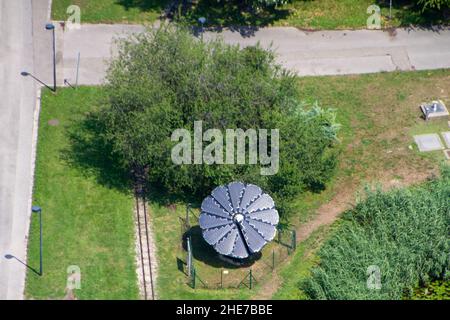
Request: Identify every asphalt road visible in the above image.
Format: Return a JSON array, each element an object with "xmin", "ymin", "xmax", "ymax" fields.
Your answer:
[
  {"xmin": 0, "ymin": 0, "xmax": 51, "ymax": 300},
  {"xmin": 210, "ymin": 26, "xmax": 450, "ymax": 76}
]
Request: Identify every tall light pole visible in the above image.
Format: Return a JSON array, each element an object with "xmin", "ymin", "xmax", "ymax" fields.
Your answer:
[
  {"xmin": 389, "ymin": 0, "xmax": 392, "ymax": 20},
  {"xmin": 32, "ymin": 206, "xmax": 43, "ymax": 276},
  {"xmin": 45, "ymin": 23, "xmax": 56, "ymax": 92}
]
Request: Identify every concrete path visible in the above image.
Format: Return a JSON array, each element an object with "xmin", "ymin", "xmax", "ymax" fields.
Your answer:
[
  {"xmin": 59, "ymin": 24, "xmax": 450, "ymax": 85},
  {"xmin": 0, "ymin": 0, "xmax": 51, "ymax": 300}
]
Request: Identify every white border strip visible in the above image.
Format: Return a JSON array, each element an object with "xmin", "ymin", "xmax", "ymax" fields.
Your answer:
[
  {"xmin": 47, "ymin": 0, "xmax": 52, "ymax": 21},
  {"xmin": 22, "ymin": 87, "xmax": 42, "ymax": 299}
]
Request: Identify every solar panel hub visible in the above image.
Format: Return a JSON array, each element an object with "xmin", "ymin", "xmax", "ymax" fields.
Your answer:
[{"xmin": 199, "ymin": 181, "xmax": 279, "ymax": 259}]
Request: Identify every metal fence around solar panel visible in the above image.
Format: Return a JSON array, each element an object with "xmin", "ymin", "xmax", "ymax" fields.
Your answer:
[{"xmin": 178, "ymin": 204, "xmax": 296, "ymax": 290}]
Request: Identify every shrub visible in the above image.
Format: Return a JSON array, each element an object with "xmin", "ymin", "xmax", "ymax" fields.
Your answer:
[
  {"xmin": 416, "ymin": 0, "xmax": 450, "ymax": 11},
  {"xmin": 99, "ymin": 25, "xmax": 339, "ymax": 213},
  {"xmin": 301, "ymin": 167, "xmax": 450, "ymax": 299}
]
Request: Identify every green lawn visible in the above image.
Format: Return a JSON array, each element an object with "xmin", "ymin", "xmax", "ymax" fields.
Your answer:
[
  {"xmin": 151, "ymin": 69, "xmax": 450, "ymax": 300},
  {"xmin": 26, "ymin": 87, "xmax": 139, "ymax": 299},
  {"xmin": 51, "ymin": 0, "xmax": 448, "ymax": 29},
  {"xmin": 273, "ymin": 69, "xmax": 450, "ymax": 299},
  {"xmin": 26, "ymin": 69, "xmax": 449, "ymax": 300},
  {"xmin": 151, "ymin": 202, "xmax": 253, "ymax": 299},
  {"xmin": 52, "ymin": 0, "xmax": 169, "ymax": 24}
]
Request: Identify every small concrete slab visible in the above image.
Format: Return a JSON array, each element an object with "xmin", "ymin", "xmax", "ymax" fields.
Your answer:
[
  {"xmin": 441, "ymin": 131, "xmax": 450, "ymax": 148},
  {"xmin": 414, "ymin": 134, "xmax": 444, "ymax": 152}
]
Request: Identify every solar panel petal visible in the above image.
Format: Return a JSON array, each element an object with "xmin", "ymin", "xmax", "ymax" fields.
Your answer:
[
  {"xmin": 214, "ymin": 228, "xmax": 239, "ymax": 255},
  {"xmin": 228, "ymin": 182, "xmax": 245, "ymax": 211},
  {"xmin": 245, "ymin": 194, "xmax": 275, "ymax": 213},
  {"xmin": 232, "ymin": 232, "xmax": 249, "ymax": 258},
  {"xmin": 199, "ymin": 182, "xmax": 279, "ymax": 259},
  {"xmin": 201, "ymin": 197, "xmax": 233, "ymax": 219},
  {"xmin": 211, "ymin": 186, "xmax": 233, "ymax": 214},
  {"xmin": 247, "ymin": 208, "xmax": 279, "ymax": 225},
  {"xmin": 203, "ymin": 224, "xmax": 234, "ymax": 245},
  {"xmin": 239, "ymin": 184, "xmax": 262, "ymax": 210},
  {"xmin": 248, "ymin": 219, "xmax": 277, "ymax": 241},
  {"xmin": 241, "ymin": 220, "xmax": 267, "ymax": 253},
  {"xmin": 199, "ymin": 214, "xmax": 233, "ymax": 229}
]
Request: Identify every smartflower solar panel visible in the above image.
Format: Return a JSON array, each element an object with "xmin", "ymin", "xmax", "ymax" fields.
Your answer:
[{"xmin": 199, "ymin": 182, "xmax": 279, "ymax": 259}]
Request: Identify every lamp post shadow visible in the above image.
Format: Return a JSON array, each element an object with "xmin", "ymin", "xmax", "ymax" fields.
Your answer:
[{"xmin": 4, "ymin": 254, "xmax": 41, "ymax": 276}]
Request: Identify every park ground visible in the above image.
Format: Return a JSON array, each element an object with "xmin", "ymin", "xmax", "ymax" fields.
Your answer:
[
  {"xmin": 25, "ymin": 69, "xmax": 450, "ymax": 299},
  {"xmin": 52, "ymin": 0, "xmax": 448, "ymax": 29}
]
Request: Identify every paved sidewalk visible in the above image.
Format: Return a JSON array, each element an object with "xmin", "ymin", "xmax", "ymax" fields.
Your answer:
[
  {"xmin": 59, "ymin": 24, "xmax": 450, "ymax": 85},
  {"xmin": 0, "ymin": 0, "xmax": 51, "ymax": 300}
]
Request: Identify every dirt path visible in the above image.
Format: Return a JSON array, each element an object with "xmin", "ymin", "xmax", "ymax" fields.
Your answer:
[{"xmin": 252, "ymin": 187, "xmax": 352, "ymax": 300}]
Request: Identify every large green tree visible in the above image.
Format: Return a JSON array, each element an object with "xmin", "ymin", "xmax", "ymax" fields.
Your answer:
[{"xmin": 99, "ymin": 25, "xmax": 339, "ymax": 214}]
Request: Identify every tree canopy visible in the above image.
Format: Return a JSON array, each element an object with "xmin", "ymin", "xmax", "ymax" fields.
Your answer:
[{"xmin": 99, "ymin": 25, "xmax": 340, "ymax": 214}]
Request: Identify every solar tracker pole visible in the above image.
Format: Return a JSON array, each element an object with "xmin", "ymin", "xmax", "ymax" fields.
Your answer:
[
  {"xmin": 186, "ymin": 203, "xmax": 190, "ymax": 225},
  {"xmin": 292, "ymin": 230, "xmax": 297, "ymax": 250},
  {"xmin": 249, "ymin": 270, "xmax": 253, "ymax": 289}
]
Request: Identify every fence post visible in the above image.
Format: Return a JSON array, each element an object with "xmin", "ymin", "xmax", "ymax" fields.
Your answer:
[
  {"xmin": 186, "ymin": 203, "xmax": 190, "ymax": 224},
  {"xmin": 187, "ymin": 236, "xmax": 193, "ymax": 277},
  {"xmin": 272, "ymin": 250, "xmax": 275, "ymax": 270},
  {"xmin": 277, "ymin": 227, "xmax": 281, "ymax": 244},
  {"xmin": 292, "ymin": 230, "xmax": 297, "ymax": 250}
]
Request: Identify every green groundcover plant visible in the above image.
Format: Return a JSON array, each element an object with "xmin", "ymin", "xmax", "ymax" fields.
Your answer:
[
  {"xmin": 96, "ymin": 25, "xmax": 340, "ymax": 215},
  {"xmin": 417, "ymin": 0, "xmax": 450, "ymax": 11},
  {"xmin": 301, "ymin": 166, "xmax": 450, "ymax": 299}
]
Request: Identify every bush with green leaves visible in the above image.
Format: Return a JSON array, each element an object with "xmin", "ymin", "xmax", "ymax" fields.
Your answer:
[
  {"xmin": 216, "ymin": 0, "xmax": 288, "ymax": 9},
  {"xmin": 250, "ymin": 0, "xmax": 289, "ymax": 7},
  {"xmin": 416, "ymin": 0, "xmax": 450, "ymax": 11},
  {"xmin": 100, "ymin": 25, "xmax": 339, "ymax": 212},
  {"xmin": 301, "ymin": 167, "xmax": 450, "ymax": 299}
]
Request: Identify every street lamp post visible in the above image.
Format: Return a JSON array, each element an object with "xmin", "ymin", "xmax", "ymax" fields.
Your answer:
[
  {"xmin": 45, "ymin": 23, "xmax": 56, "ymax": 92},
  {"xmin": 389, "ymin": 0, "xmax": 392, "ymax": 20},
  {"xmin": 32, "ymin": 206, "xmax": 43, "ymax": 276}
]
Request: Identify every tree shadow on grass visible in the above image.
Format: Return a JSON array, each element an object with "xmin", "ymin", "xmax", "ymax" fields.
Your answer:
[
  {"xmin": 182, "ymin": 0, "xmax": 290, "ymax": 37},
  {"xmin": 62, "ymin": 112, "xmax": 132, "ymax": 195},
  {"xmin": 145, "ymin": 184, "xmax": 202, "ymax": 209},
  {"xmin": 63, "ymin": 110, "xmax": 205, "ymax": 206},
  {"xmin": 120, "ymin": 0, "xmax": 289, "ymax": 37},
  {"xmin": 116, "ymin": 0, "xmax": 171, "ymax": 13},
  {"xmin": 377, "ymin": 0, "xmax": 449, "ymax": 28}
]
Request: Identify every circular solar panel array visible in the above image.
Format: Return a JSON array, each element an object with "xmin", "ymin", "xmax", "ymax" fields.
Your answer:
[{"xmin": 199, "ymin": 182, "xmax": 279, "ymax": 259}]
